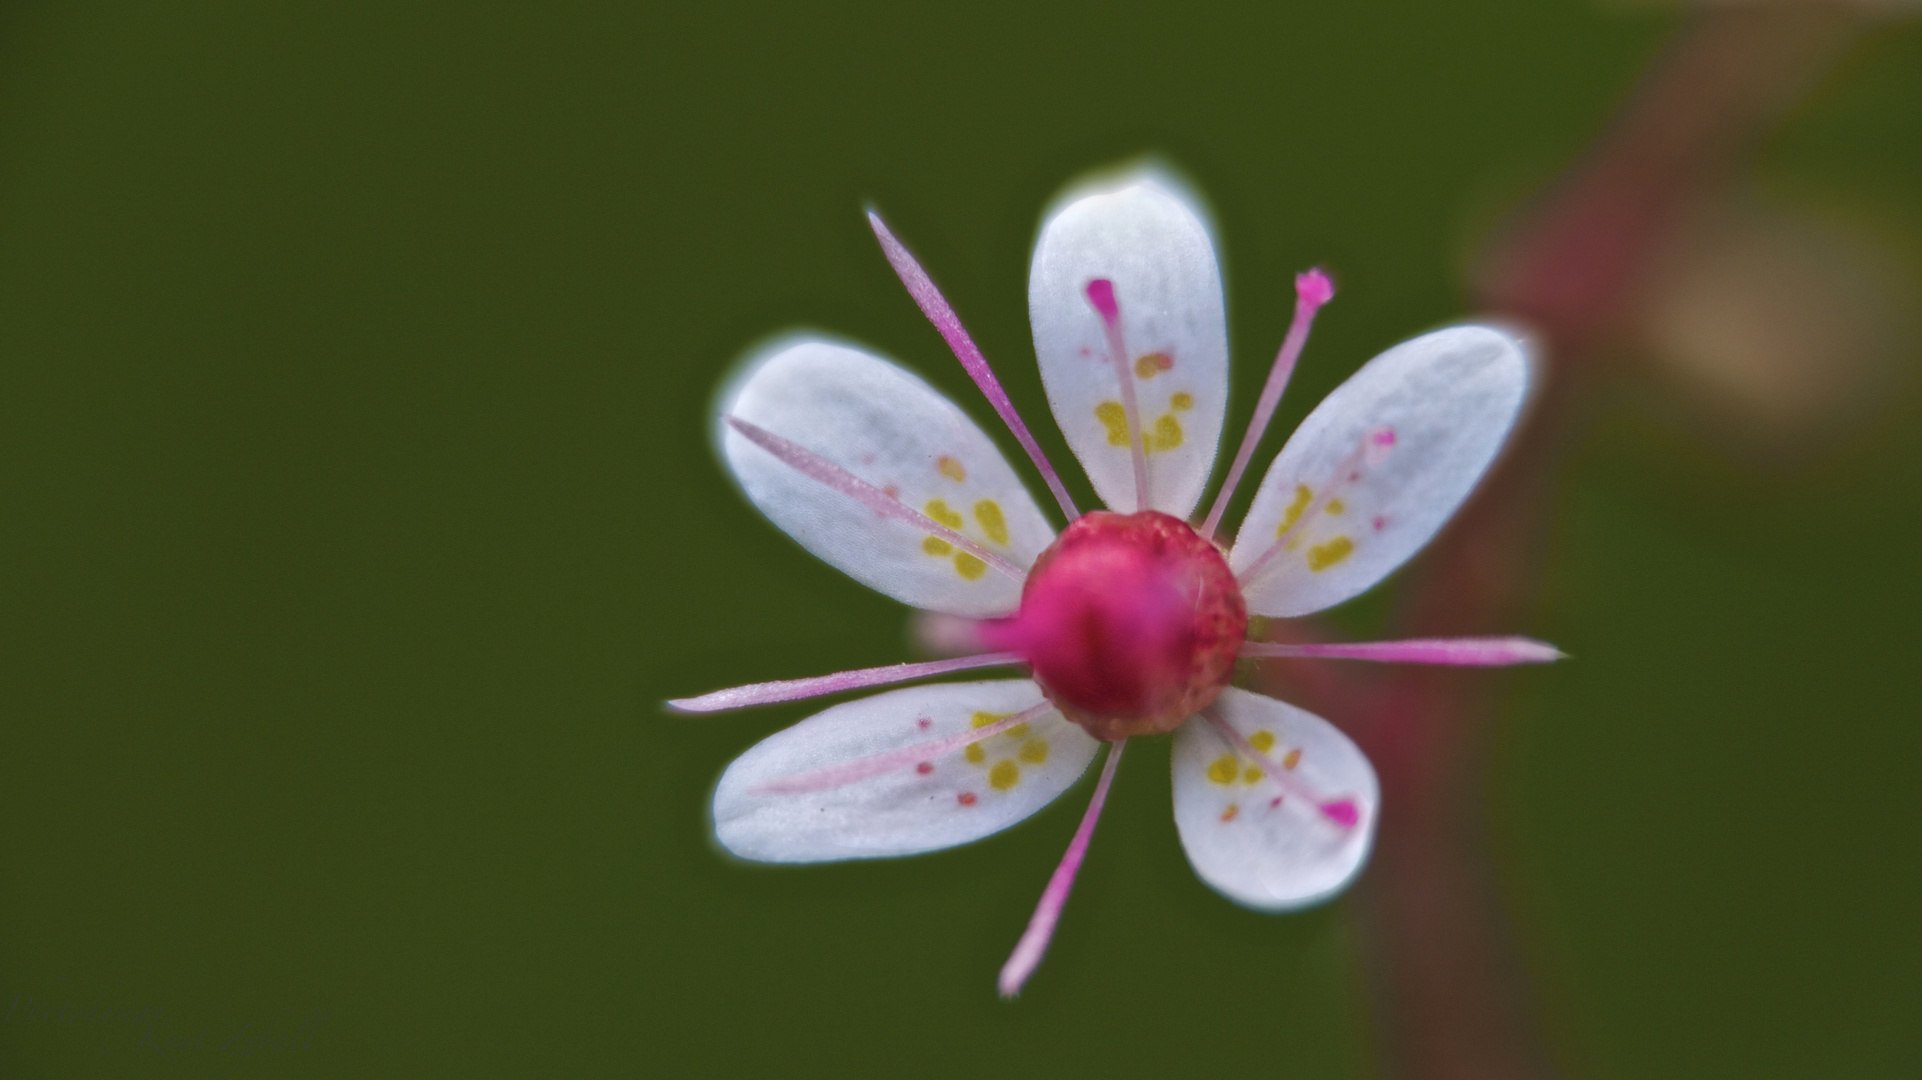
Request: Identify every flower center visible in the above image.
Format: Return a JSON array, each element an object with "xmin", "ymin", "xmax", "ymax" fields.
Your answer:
[{"xmin": 983, "ymin": 511, "xmax": 1247, "ymax": 741}]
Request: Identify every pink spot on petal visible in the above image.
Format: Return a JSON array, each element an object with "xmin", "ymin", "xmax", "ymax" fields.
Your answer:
[
  {"xmin": 1269, "ymin": 796, "xmax": 1283, "ymax": 809},
  {"xmin": 1372, "ymin": 515, "xmax": 1387, "ymax": 531},
  {"xmin": 957, "ymin": 792, "xmax": 977, "ymax": 806},
  {"xmin": 1319, "ymin": 798, "xmax": 1361, "ymax": 829},
  {"xmin": 915, "ymin": 761, "xmax": 933, "ymax": 775},
  {"xmin": 917, "ymin": 718, "xmax": 932, "ymax": 729},
  {"xmin": 1365, "ymin": 427, "xmax": 1397, "ymax": 467},
  {"xmin": 1084, "ymin": 279, "xmax": 1120, "ymax": 325}
]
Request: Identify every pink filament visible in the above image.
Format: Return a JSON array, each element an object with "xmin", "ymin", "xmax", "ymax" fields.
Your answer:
[
  {"xmin": 1086, "ymin": 279, "xmax": 1150, "ymax": 511},
  {"xmin": 1239, "ymin": 637, "xmax": 1565, "ymax": 667},
  {"xmin": 724, "ymin": 415, "xmax": 1026, "ymax": 581},
  {"xmin": 867, "ymin": 212, "xmax": 1080, "ymax": 522},
  {"xmin": 997, "ymin": 737, "xmax": 1127, "ymax": 998},
  {"xmin": 749, "ymin": 702, "xmax": 1053, "ymax": 796},
  {"xmin": 667, "ymin": 652, "xmax": 1025, "ymax": 713},
  {"xmin": 1200, "ymin": 269, "xmax": 1334, "ymax": 540},
  {"xmin": 1202, "ymin": 709, "xmax": 1359, "ymax": 830}
]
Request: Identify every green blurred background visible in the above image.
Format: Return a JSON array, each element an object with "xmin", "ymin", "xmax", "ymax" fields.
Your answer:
[{"xmin": 2, "ymin": 1, "xmax": 1917, "ymax": 1076}]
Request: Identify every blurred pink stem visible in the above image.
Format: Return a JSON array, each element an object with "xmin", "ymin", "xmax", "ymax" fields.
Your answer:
[{"xmin": 1254, "ymin": 8, "xmax": 1868, "ymax": 1079}]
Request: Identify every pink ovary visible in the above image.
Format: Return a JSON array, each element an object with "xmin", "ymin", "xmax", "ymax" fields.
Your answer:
[
  {"xmin": 1364, "ymin": 426, "xmax": 1397, "ymax": 467},
  {"xmin": 977, "ymin": 510, "xmax": 1246, "ymax": 742}
]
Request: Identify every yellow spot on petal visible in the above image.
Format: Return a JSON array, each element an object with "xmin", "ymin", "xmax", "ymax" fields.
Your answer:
[
  {"xmin": 923, "ymin": 498, "xmax": 964, "ymax": 529},
  {"xmin": 1146, "ymin": 413, "xmax": 1184, "ymax": 453},
  {"xmin": 937, "ymin": 455, "xmax": 966, "ymax": 482},
  {"xmin": 1095, "ymin": 401, "xmax": 1129, "ymax": 446},
  {"xmin": 989, "ymin": 759, "xmax": 1020, "ymax": 791},
  {"xmin": 971, "ymin": 711, "xmax": 1010, "ymax": 728},
  {"xmin": 1220, "ymin": 804, "xmax": 1240, "ymax": 822},
  {"xmin": 1243, "ymin": 766, "xmax": 1264, "ymax": 784},
  {"xmin": 965, "ymin": 743, "xmax": 986, "ymax": 764},
  {"xmin": 1326, "ymin": 498, "xmax": 1345, "ymax": 515},
  {"xmin": 953, "ymin": 553, "xmax": 987, "ymax": 580},
  {"xmin": 1206, "ymin": 755, "xmax": 1239, "ymax": 785},
  {"xmin": 1248, "ymin": 730, "xmax": 1276, "ymax": 753},
  {"xmin": 1018, "ymin": 738, "xmax": 1049, "ymax": 764},
  {"xmin": 1306, "ymin": 536, "xmax": 1355, "ymax": 572},
  {"xmin": 922, "ymin": 536, "xmax": 953, "ymax": 556},
  {"xmin": 1170, "ymin": 391, "xmax": 1193, "ymax": 411},
  {"xmin": 1283, "ymin": 748, "xmax": 1302, "ymax": 770},
  {"xmin": 1096, "ymin": 401, "xmax": 1184, "ymax": 454},
  {"xmin": 1277, "ymin": 485, "xmax": 1313, "ymax": 538},
  {"xmin": 973, "ymin": 500, "xmax": 1008, "ymax": 545},
  {"xmin": 1005, "ymin": 723, "xmax": 1031, "ymax": 739}
]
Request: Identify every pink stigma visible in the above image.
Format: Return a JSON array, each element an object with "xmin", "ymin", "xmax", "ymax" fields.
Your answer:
[
  {"xmin": 982, "ymin": 511, "xmax": 1246, "ymax": 741},
  {"xmin": 1319, "ymin": 799, "xmax": 1361, "ymax": 829},
  {"xmin": 1084, "ymin": 279, "xmax": 1120, "ymax": 325}
]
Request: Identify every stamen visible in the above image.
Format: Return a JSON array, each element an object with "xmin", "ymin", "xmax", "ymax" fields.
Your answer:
[
  {"xmin": 725, "ymin": 415, "xmax": 1027, "ymax": 581},
  {"xmin": 749, "ymin": 701, "xmax": 1053, "ymax": 795},
  {"xmin": 1086, "ymin": 279, "xmax": 1150, "ymax": 512},
  {"xmin": 997, "ymin": 737, "xmax": 1126, "ymax": 998},
  {"xmin": 667, "ymin": 652, "xmax": 1026, "ymax": 713},
  {"xmin": 1235, "ymin": 425, "xmax": 1394, "ymax": 587},
  {"xmin": 1200, "ymin": 269, "xmax": 1334, "ymax": 539},
  {"xmin": 867, "ymin": 212, "xmax": 1080, "ymax": 522},
  {"xmin": 1239, "ymin": 637, "xmax": 1565, "ymax": 667},
  {"xmin": 1202, "ymin": 709, "xmax": 1359, "ymax": 830}
]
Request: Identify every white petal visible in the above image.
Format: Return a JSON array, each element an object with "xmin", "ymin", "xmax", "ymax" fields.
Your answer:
[
  {"xmin": 1028, "ymin": 171, "xmax": 1227, "ymax": 517},
  {"xmin": 1171, "ymin": 688, "xmax": 1378, "ymax": 911},
  {"xmin": 721, "ymin": 339, "xmax": 1056, "ymax": 618},
  {"xmin": 1230, "ymin": 325, "xmax": 1528, "ymax": 617},
  {"xmin": 713, "ymin": 680, "xmax": 1101, "ymax": 863}
]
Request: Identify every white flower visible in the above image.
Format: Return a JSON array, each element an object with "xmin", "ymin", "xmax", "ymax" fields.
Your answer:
[{"xmin": 673, "ymin": 168, "xmax": 1558, "ymax": 997}]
